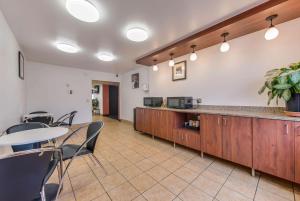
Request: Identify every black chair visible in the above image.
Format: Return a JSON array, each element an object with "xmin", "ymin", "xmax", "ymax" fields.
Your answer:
[
  {"xmin": 0, "ymin": 148, "xmax": 63, "ymax": 201},
  {"xmin": 30, "ymin": 111, "xmax": 48, "ymax": 114},
  {"xmin": 26, "ymin": 116, "xmax": 54, "ymax": 125},
  {"xmin": 60, "ymin": 121, "xmax": 105, "ymax": 170},
  {"xmin": 51, "ymin": 111, "xmax": 77, "ymax": 127},
  {"xmin": 6, "ymin": 123, "xmax": 49, "ymax": 152}
]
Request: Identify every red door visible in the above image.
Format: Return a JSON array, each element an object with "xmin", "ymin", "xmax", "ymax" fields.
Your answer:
[{"xmin": 102, "ymin": 84, "xmax": 109, "ymax": 115}]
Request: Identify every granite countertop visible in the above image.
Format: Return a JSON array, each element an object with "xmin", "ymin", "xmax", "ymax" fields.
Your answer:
[{"xmin": 138, "ymin": 106, "xmax": 300, "ymax": 122}]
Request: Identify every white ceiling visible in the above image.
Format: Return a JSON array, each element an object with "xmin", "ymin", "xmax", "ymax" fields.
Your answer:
[{"xmin": 0, "ymin": 0, "xmax": 266, "ymax": 73}]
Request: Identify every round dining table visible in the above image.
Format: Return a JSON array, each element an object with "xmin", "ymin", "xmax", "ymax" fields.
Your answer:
[{"xmin": 0, "ymin": 127, "xmax": 69, "ymax": 146}]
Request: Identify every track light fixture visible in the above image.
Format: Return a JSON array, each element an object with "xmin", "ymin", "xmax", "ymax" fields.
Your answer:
[
  {"xmin": 220, "ymin": 32, "xmax": 230, "ymax": 53},
  {"xmin": 152, "ymin": 59, "xmax": 159, "ymax": 71},
  {"xmin": 169, "ymin": 53, "xmax": 175, "ymax": 67},
  {"xmin": 265, "ymin": 14, "xmax": 279, "ymax": 41},
  {"xmin": 190, "ymin": 45, "xmax": 198, "ymax": 61}
]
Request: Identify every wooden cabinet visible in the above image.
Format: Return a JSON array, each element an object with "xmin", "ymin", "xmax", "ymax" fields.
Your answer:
[
  {"xmin": 295, "ymin": 122, "xmax": 300, "ymax": 183},
  {"xmin": 253, "ymin": 118, "xmax": 294, "ymax": 181},
  {"xmin": 154, "ymin": 110, "xmax": 174, "ymax": 141},
  {"xmin": 135, "ymin": 108, "xmax": 152, "ymax": 134},
  {"xmin": 135, "ymin": 109, "xmax": 174, "ymax": 141},
  {"xmin": 143, "ymin": 109, "xmax": 152, "ymax": 134},
  {"xmin": 136, "ymin": 107, "xmax": 300, "ymax": 184},
  {"xmin": 135, "ymin": 108, "xmax": 145, "ymax": 132},
  {"xmin": 222, "ymin": 116, "xmax": 252, "ymax": 167},
  {"xmin": 173, "ymin": 128, "xmax": 200, "ymax": 151},
  {"xmin": 200, "ymin": 114, "xmax": 223, "ymax": 157}
]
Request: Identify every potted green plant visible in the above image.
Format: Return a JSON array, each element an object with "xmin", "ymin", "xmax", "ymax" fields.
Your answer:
[{"xmin": 259, "ymin": 62, "xmax": 300, "ymax": 114}]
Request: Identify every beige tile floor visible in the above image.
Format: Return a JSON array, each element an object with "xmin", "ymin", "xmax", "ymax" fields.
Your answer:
[{"xmin": 50, "ymin": 116, "xmax": 300, "ymax": 201}]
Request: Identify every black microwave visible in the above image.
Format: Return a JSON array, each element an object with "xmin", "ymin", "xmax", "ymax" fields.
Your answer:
[
  {"xmin": 144, "ymin": 97, "xmax": 163, "ymax": 107},
  {"xmin": 167, "ymin": 97, "xmax": 193, "ymax": 109}
]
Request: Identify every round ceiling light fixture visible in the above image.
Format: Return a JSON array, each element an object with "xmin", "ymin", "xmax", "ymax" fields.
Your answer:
[
  {"xmin": 126, "ymin": 27, "xmax": 149, "ymax": 42},
  {"xmin": 66, "ymin": 0, "xmax": 100, "ymax": 23},
  {"xmin": 96, "ymin": 52, "xmax": 115, "ymax": 61},
  {"xmin": 220, "ymin": 32, "xmax": 230, "ymax": 53},
  {"xmin": 55, "ymin": 42, "xmax": 79, "ymax": 53},
  {"xmin": 265, "ymin": 14, "xmax": 279, "ymax": 41}
]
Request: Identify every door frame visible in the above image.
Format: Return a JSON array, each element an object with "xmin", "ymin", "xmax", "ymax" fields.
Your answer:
[{"xmin": 91, "ymin": 80, "xmax": 120, "ymax": 120}]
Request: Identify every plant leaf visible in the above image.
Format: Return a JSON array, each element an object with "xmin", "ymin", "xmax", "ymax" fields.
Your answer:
[
  {"xmin": 258, "ymin": 84, "xmax": 267, "ymax": 94},
  {"xmin": 295, "ymin": 83, "xmax": 300, "ymax": 92},
  {"xmin": 273, "ymin": 84, "xmax": 292, "ymax": 90},
  {"xmin": 267, "ymin": 91, "xmax": 275, "ymax": 105},
  {"xmin": 282, "ymin": 89, "xmax": 291, "ymax": 101},
  {"xmin": 277, "ymin": 76, "xmax": 288, "ymax": 84},
  {"xmin": 289, "ymin": 71, "xmax": 300, "ymax": 84}
]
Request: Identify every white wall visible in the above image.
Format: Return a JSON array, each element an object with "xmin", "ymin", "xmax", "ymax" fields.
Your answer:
[
  {"xmin": 120, "ymin": 18, "xmax": 300, "ymax": 122},
  {"xmin": 120, "ymin": 67, "xmax": 149, "ymax": 121},
  {"xmin": 26, "ymin": 62, "xmax": 120, "ymax": 124},
  {"xmin": 0, "ymin": 10, "xmax": 26, "ymax": 132}
]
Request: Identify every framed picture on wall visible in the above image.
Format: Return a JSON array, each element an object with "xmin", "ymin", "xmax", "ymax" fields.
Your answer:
[
  {"xmin": 172, "ymin": 61, "xmax": 186, "ymax": 81},
  {"xmin": 131, "ymin": 73, "xmax": 139, "ymax": 89},
  {"xmin": 18, "ymin": 51, "xmax": 24, "ymax": 80},
  {"xmin": 93, "ymin": 85, "xmax": 100, "ymax": 94}
]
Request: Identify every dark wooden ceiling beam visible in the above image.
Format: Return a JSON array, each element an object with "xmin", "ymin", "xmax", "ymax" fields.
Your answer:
[{"xmin": 136, "ymin": 0, "xmax": 300, "ymax": 66}]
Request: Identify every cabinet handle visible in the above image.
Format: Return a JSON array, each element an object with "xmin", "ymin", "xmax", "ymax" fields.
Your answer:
[
  {"xmin": 295, "ymin": 126, "xmax": 300, "ymax": 136},
  {"xmin": 223, "ymin": 118, "xmax": 227, "ymax": 126},
  {"xmin": 218, "ymin": 117, "xmax": 221, "ymax": 125},
  {"xmin": 284, "ymin": 124, "xmax": 289, "ymax": 135}
]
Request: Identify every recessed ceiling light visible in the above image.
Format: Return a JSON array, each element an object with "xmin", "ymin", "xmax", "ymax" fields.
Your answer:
[
  {"xmin": 66, "ymin": 0, "xmax": 100, "ymax": 23},
  {"xmin": 56, "ymin": 42, "xmax": 79, "ymax": 53},
  {"xmin": 126, "ymin": 27, "xmax": 149, "ymax": 42},
  {"xmin": 96, "ymin": 52, "xmax": 115, "ymax": 61}
]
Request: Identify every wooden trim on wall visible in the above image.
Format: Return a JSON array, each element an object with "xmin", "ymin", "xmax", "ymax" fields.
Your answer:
[{"xmin": 136, "ymin": 0, "xmax": 300, "ymax": 66}]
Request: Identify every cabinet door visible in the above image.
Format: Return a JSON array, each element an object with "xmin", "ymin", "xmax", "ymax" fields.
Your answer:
[
  {"xmin": 186, "ymin": 131, "xmax": 201, "ymax": 151},
  {"xmin": 222, "ymin": 116, "xmax": 252, "ymax": 167},
  {"xmin": 174, "ymin": 129, "xmax": 183, "ymax": 145},
  {"xmin": 135, "ymin": 108, "xmax": 144, "ymax": 132},
  {"xmin": 200, "ymin": 114, "xmax": 223, "ymax": 157},
  {"xmin": 165, "ymin": 111, "xmax": 175, "ymax": 141},
  {"xmin": 253, "ymin": 118, "xmax": 294, "ymax": 181},
  {"xmin": 152, "ymin": 110, "xmax": 160, "ymax": 137},
  {"xmin": 143, "ymin": 109, "xmax": 152, "ymax": 134},
  {"xmin": 295, "ymin": 122, "xmax": 300, "ymax": 183}
]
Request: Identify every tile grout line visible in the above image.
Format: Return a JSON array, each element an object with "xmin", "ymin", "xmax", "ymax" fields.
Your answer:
[
  {"xmin": 211, "ymin": 165, "xmax": 234, "ymax": 200},
  {"xmin": 253, "ymin": 173, "xmax": 261, "ymax": 201},
  {"xmin": 84, "ymin": 156, "xmax": 113, "ymax": 201},
  {"xmin": 173, "ymin": 157, "xmax": 216, "ymax": 200}
]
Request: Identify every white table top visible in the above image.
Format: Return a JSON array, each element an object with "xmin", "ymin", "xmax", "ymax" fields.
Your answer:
[{"xmin": 0, "ymin": 127, "xmax": 68, "ymax": 146}]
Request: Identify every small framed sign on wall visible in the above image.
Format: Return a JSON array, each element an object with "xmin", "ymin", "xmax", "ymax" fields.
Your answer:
[
  {"xmin": 18, "ymin": 51, "xmax": 24, "ymax": 80},
  {"xmin": 131, "ymin": 73, "xmax": 139, "ymax": 89},
  {"xmin": 172, "ymin": 61, "xmax": 187, "ymax": 81}
]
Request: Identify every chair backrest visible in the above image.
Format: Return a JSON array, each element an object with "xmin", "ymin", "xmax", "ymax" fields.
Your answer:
[
  {"xmin": 0, "ymin": 149, "xmax": 57, "ymax": 201},
  {"xmin": 86, "ymin": 121, "xmax": 104, "ymax": 152},
  {"xmin": 68, "ymin": 111, "xmax": 77, "ymax": 126},
  {"xmin": 6, "ymin": 123, "xmax": 48, "ymax": 152},
  {"xmin": 26, "ymin": 116, "xmax": 53, "ymax": 125},
  {"xmin": 29, "ymin": 111, "xmax": 48, "ymax": 114},
  {"xmin": 55, "ymin": 111, "xmax": 77, "ymax": 126}
]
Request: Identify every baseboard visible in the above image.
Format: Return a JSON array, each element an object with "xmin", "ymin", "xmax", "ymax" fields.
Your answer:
[{"xmin": 120, "ymin": 119, "xmax": 133, "ymax": 125}]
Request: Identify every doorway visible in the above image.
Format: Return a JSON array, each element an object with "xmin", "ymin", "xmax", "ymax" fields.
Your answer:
[{"xmin": 92, "ymin": 80, "xmax": 120, "ymax": 121}]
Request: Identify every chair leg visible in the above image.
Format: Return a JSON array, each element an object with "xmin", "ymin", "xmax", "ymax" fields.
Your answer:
[
  {"xmin": 40, "ymin": 186, "xmax": 46, "ymax": 201},
  {"xmin": 89, "ymin": 154, "xmax": 107, "ymax": 174}
]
